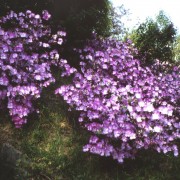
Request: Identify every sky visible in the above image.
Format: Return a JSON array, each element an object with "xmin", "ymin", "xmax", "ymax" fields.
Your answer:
[{"xmin": 110, "ymin": 0, "xmax": 180, "ymax": 33}]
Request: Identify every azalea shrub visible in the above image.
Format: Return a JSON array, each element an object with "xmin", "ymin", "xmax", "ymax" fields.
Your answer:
[
  {"xmin": 56, "ymin": 37, "xmax": 180, "ymax": 163},
  {"xmin": 0, "ymin": 10, "xmax": 66, "ymax": 127}
]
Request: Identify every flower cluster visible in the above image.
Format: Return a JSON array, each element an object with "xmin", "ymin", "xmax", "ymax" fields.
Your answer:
[
  {"xmin": 0, "ymin": 10, "xmax": 66, "ymax": 127},
  {"xmin": 56, "ymin": 37, "xmax": 180, "ymax": 163}
]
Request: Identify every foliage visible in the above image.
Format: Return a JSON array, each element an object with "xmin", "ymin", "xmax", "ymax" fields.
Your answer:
[
  {"xmin": 56, "ymin": 36, "xmax": 180, "ymax": 163},
  {"xmin": 0, "ymin": 10, "xmax": 65, "ymax": 127},
  {"xmin": 173, "ymin": 35, "xmax": 180, "ymax": 61},
  {"xmin": 53, "ymin": 0, "xmax": 112, "ymax": 40},
  {"xmin": 129, "ymin": 11, "xmax": 177, "ymax": 65}
]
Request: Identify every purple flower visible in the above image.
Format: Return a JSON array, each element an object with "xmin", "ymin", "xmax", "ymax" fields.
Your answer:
[
  {"xmin": 56, "ymin": 36, "xmax": 180, "ymax": 163},
  {"xmin": 0, "ymin": 10, "xmax": 65, "ymax": 127},
  {"xmin": 42, "ymin": 10, "xmax": 51, "ymax": 20}
]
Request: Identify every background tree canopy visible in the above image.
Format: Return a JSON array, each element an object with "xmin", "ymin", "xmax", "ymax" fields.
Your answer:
[
  {"xmin": 53, "ymin": 0, "xmax": 112, "ymax": 40},
  {"xmin": 128, "ymin": 11, "xmax": 177, "ymax": 65},
  {"xmin": 173, "ymin": 35, "xmax": 180, "ymax": 61}
]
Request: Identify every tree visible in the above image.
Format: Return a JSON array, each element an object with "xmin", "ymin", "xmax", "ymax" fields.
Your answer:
[
  {"xmin": 128, "ymin": 11, "xmax": 177, "ymax": 65},
  {"xmin": 173, "ymin": 35, "xmax": 180, "ymax": 61},
  {"xmin": 52, "ymin": 0, "xmax": 114, "ymax": 41},
  {"xmin": 108, "ymin": 4, "xmax": 129, "ymax": 39}
]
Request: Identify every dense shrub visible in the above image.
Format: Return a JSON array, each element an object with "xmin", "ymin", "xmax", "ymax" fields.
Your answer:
[
  {"xmin": 0, "ymin": 10, "xmax": 66, "ymax": 127},
  {"xmin": 56, "ymin": 37, "xmax": 180, "ymax": 163},
  {"xmin": 0, "ymin": 8, "xmax": 179, "ymax": 164}
]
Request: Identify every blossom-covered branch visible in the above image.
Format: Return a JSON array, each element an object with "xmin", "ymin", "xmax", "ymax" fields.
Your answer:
[
  {"xmin": 56, "ymin": 37, "xmax": 180, "ymax": 163},
  {"xmin": 0, "ymin": 10, "xmax": 66, "ymax": 127}
]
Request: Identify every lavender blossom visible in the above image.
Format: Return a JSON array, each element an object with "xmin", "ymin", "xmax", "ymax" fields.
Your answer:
[
  {"xmin": 0, "ymin": 10, "xmax": 65, "ymax": 127},
  {"xmin": 56, "ymin": 37, "xmax": 180, "ymax": 163}
]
